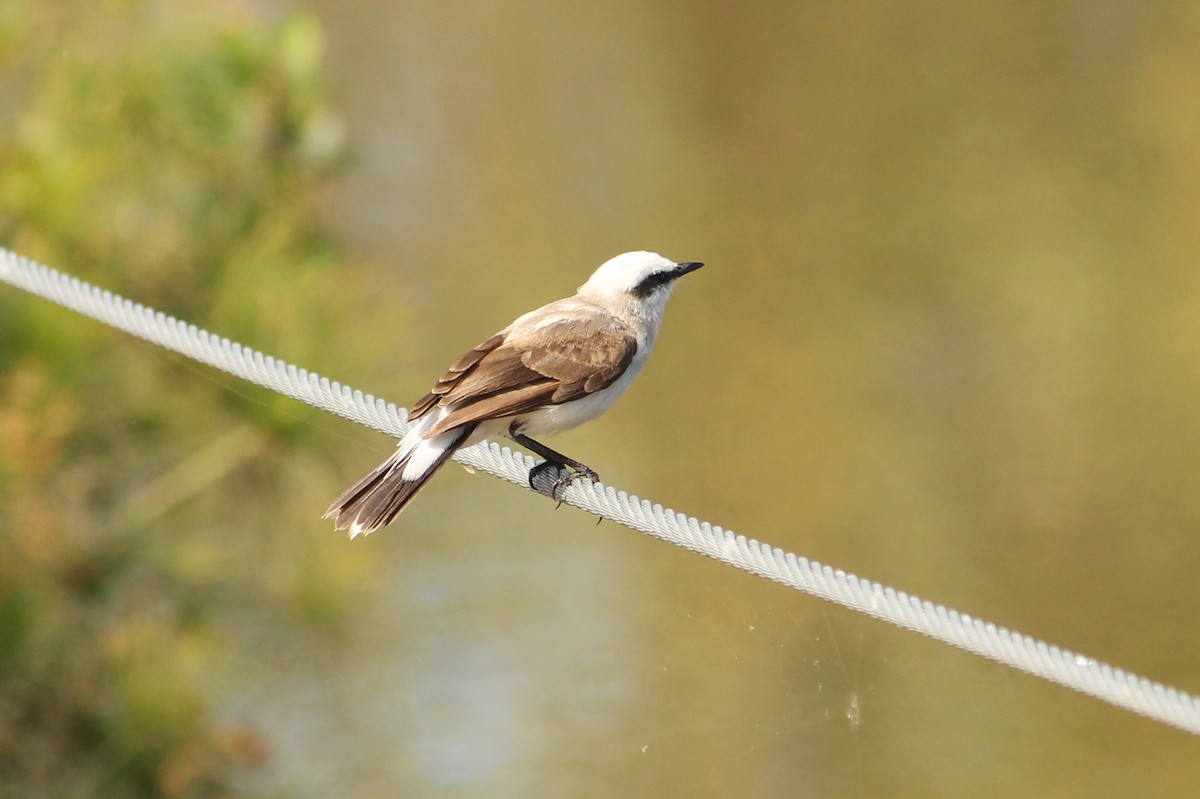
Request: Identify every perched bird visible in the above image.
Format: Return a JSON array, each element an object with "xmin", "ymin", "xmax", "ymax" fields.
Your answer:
[{"xmin": 325, "ymin": 251, "xmax": 703, "ymax": 538}]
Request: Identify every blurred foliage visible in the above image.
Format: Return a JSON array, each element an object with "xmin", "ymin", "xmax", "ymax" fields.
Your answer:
[{"xmin": 0, "ymin": 1, "xmax": 367, "ymax": 796}]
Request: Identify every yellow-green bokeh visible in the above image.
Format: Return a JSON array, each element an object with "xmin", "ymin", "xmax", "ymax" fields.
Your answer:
[{"xmin": 2, "ymin": 1, "xmax": 1198, "ymax": 797}]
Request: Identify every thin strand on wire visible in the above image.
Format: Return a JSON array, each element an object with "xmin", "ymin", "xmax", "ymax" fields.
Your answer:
[{"xmin": 3, "ymin": 245, "xmax": 1198, "ymax": 736}]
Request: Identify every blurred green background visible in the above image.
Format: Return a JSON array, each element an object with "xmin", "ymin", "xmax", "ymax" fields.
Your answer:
[{"xmin": 2, "ymin": 1, "xmax": 1199, "ymax": 796}]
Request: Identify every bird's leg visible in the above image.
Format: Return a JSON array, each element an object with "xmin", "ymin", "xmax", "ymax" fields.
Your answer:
[{"xmin": 510, "ymin": 430, "xmax": 599, "ymax": 502}]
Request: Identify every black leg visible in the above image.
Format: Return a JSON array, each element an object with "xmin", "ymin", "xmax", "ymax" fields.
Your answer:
[{"xmin": 510, "ymin": 429, "xmax": 599, "ymax": 501}]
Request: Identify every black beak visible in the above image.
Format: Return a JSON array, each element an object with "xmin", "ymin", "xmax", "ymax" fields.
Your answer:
[{"xmin": 673, "ymin": 261, "xmax": 704, "ymax": 276}]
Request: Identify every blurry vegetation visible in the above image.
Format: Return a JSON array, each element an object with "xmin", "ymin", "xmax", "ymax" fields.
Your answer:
[{"xmin": 0, "ymin": 1, "xmax": 369, "ymax": 795}]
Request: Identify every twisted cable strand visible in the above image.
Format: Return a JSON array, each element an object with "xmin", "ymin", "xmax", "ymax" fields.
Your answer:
[{"xmin": 3, "ymin": 246, "xmax": 1198, "ymax": 736}]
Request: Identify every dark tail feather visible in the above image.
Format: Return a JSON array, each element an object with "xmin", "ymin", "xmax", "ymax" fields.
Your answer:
[{"xmin": 324, "ymin": 425, "xmax": 473, "ymax": 537}]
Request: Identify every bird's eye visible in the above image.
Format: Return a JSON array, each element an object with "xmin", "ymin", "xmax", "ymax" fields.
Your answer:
[{"xmin": 631, "ymin": 271, "xmax": 672, "ymax": 298}]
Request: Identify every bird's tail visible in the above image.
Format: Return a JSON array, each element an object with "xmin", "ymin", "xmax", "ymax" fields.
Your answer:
[{"xmin": 324, "ymin": 423, "xmax": 475, "ymax": 538}]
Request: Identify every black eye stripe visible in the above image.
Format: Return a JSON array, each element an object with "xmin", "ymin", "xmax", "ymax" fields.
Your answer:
[{"xmin": 631, "ymin": 270, "xmax": 675, "ymax": 298}]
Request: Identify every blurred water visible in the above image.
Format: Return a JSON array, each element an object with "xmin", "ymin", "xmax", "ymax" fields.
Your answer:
[{"xmin": 228, "ymin": 1, "xmax": 1200, "ymax": 796}]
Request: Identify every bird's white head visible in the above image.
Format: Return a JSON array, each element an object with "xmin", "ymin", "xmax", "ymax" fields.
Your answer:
[{"xmin": 577, "ymin": 251, "xmax": 704, "ymax": 315}]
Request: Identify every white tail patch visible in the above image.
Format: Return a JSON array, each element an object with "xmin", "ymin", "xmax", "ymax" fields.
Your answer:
[{"xmin": 401, "ymin": 430, "xmax": 461, "ymax": 482}]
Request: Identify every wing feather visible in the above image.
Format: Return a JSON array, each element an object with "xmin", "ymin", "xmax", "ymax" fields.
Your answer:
[
  {"xmin": 408, "ymin": 332, "xmax": 508, "ymax": 420},
  {"xmin": 411, "ymin": 314, "xmax": 637, "ymax": 437}
]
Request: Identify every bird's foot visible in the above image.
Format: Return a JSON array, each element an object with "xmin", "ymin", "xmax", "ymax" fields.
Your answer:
[
  {"xmin": 551, "ymin": 464, "xmax": 599, "ymax": 502},
  {"xmin": 528, "ymin": 460, "xmax": 599, "ymax": 506}
]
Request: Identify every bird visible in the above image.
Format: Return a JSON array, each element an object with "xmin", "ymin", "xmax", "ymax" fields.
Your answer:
[{"xmin": 324, "ymin": 251, "xmax": 703, "ymax": 538}]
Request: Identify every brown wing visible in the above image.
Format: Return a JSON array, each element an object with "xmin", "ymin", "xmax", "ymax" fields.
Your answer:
[
  {"xmin": 410, "ymin": 316, "xmax": 638, "ymax": 437},
  {"xmin": 408, "ymin": 332, "xmax": 508, "ymax": 420}
]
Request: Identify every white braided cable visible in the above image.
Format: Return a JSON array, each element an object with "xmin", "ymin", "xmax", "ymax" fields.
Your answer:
[{"xmin": 3, "ymin": 246, "xmax": 1199, "ymax": 736}]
